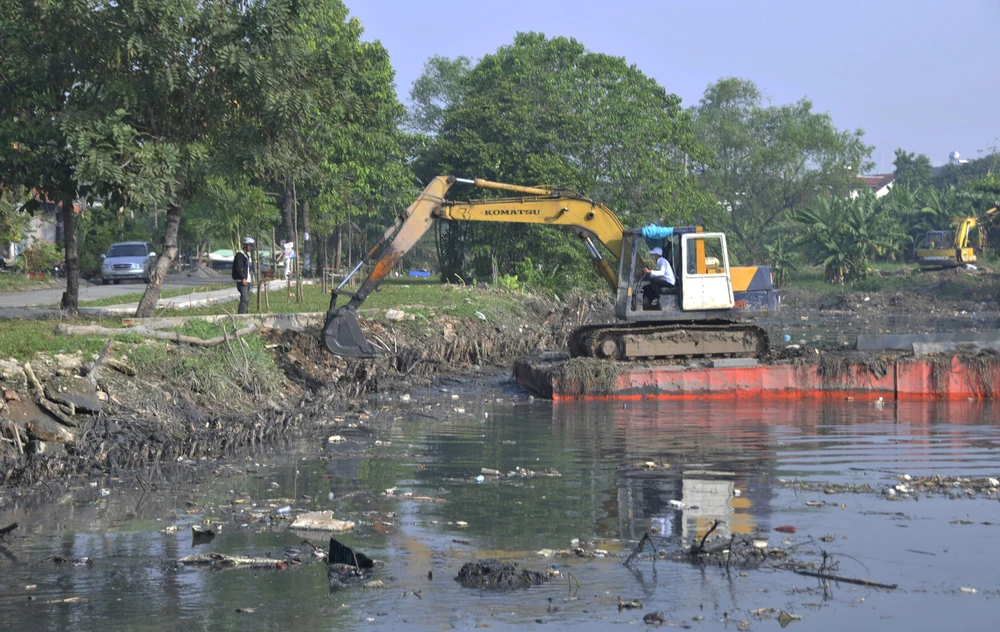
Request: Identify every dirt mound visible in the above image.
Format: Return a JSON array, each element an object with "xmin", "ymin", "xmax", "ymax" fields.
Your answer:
[
  {"xmin": 185, "ymin": 265, "xmax": 221, "ymax": 278},
  {"xmin": 456, "ymin": 560, "xmax": 548, "ymax": 590},
  {"xmin": 266, "ymin": 292, "xmax": 613, "ymax": 394}
]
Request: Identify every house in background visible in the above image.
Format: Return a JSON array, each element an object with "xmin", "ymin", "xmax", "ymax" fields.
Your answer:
[
  {"xmin": 2, "ymin": 195, "xmax": 80, "ymax": 261},
  {"xmin": 855, "ymin": 173, "xmax": 895, "ymax": 199}
]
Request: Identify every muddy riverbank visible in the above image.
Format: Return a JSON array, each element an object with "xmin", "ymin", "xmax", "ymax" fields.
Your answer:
[
  {"xmin": 0, "ymin": 291, "xmax": 613, "ymax": 490},
  {"xmin": 4, "ymin": 272, "xmax": 1000, "ymax": 491}
]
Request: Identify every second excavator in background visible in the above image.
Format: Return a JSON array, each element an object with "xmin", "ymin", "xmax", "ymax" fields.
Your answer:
[
  {"xmin": 913, "ymin": 207, "xmax": 997, "ymax": 267},
  {"xmin": 322, "ymin": 176, "xmax": 780, "ymax": 362}
]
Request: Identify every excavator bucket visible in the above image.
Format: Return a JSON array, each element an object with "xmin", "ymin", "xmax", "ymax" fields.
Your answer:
[{"xmin": 321, "ymin": 308, "xmax": 378, "ymax": 358}]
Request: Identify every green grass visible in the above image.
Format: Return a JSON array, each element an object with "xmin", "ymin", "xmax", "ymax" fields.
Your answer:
[
  {"xmin": 164, "ymin": 277, "xmax": 531, "ymax": 323},
  {"xmin": 783, "ymin": 262, "xmax": 999, "ymax": 302},
  {"xmin": 0, "ymin": 319, "xmax": 110, "ymax": 361},
  {"xmin": 0, "ymin": 316, "xmax": 284, "ymax": 406},
  {"xmin": 128, "ymin": 328, "xmax": 283, "ymax": 400},
  {"xmin": 73, "ymin": 283, "xmax": 232, "ymax": 307},
  {"xmin": 0, "ymin": 273, "xmax": 55, "ymax": 293}
]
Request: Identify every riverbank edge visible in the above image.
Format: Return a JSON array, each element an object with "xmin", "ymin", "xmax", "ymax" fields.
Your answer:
[{"xmin": 0, "ymin": 291, "xmax": 601, "ymax": 489}]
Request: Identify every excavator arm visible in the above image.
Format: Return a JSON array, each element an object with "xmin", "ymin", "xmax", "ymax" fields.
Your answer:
[
  {"xmin": 438, "ymin": 190, "xmax": 625, "ymax": 289},
  {"xmin": 322, "ymin": 175, "xmax": 628, "ymax": 357},
  {"xmin": 955, "ymin": 217, "xmax": 979, "ymax": 249}
]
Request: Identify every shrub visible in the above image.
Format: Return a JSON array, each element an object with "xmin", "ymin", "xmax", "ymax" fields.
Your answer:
[{"xmin": 20, "ymin": 241, "xmax": 62, "ymax": 275}]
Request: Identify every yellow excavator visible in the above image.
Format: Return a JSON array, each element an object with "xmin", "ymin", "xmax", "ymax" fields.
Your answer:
[
  {"xmin": 913, "ymin": 207, "xmax": 997, "ymax": 267},
  {"xmin": 322, "ymin": 176, "xmax": 780, "ymax": 361}
]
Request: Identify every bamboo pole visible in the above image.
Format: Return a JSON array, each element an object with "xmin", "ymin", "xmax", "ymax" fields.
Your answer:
[{"xmin": 293, "ymin": 182, "xmax": 302, "ymax": 302}]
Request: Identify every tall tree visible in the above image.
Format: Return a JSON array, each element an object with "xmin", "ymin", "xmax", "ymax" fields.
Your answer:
[
  {"xmin": 416, "ymin": 32, "xmax": 706, "ymax": 285},
  {"xmin": 691, "ymin": 78, "xmax": 873, "ymax": 263},
  {"xmin": 406, "ymin": 55, "xmax": 472, "ymax": 135},
  {"xmin": 59, "ymin": 0, "xmax": 213, "ymax": 317},
  {"xmin": 57, "ymin": 0, "xmax": 386, "ymax": 317},
  {"xmin": 311, "ymin": 37, "xmax": 411, "ymax": 273},
  {"xmin": 0, "ymin": 0, "xmax": 114, "ymax": 311},
  {"xmin": 892, "ymin": 149, "xmax": 933, "ymax": 190}
]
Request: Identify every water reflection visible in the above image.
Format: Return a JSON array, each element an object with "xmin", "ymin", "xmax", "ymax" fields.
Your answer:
[{"xmin": 2, "ymin": 396, "xmax": 1000, "ymax": 630}]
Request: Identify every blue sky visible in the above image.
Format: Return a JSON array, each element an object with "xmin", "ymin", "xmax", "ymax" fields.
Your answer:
[{"xmin": 348, "ymin": 0, "xmax": 999, "ymax": 173}]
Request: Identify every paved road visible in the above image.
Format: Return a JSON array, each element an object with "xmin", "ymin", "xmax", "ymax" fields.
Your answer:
[{"xmin": 0, "ymin": 275, "xmax": 230, "ymax": 308}]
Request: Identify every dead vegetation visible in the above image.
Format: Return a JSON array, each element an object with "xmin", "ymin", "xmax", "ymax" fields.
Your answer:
[
  {"xmin": 624, "ymin": 524, "xmax": 899, "ymax": 592},
  {"xmin": 818, "ymin": 351, "xmax": 892, "ymax": 384},
  {"xmin": 930, "ymin": 349, "xmax": 1000, "ymax": 398},
  {"xmin": 455, "ymin": 559, "xmax": 550, "ymax": 590},
  {"xmin": 552, "ymin": 357, "xmax": 623, "ymax": 396}
]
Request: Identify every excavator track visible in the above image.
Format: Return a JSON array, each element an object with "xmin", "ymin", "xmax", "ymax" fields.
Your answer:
[{"xmin": 568, "ymin": 321, "xmax": 770, "ymax": 362}]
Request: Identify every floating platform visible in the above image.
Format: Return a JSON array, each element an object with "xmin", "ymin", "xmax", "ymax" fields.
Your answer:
[{"xmin": 514, "ymin": 354, "xmax": 1000, "ymax": 401}]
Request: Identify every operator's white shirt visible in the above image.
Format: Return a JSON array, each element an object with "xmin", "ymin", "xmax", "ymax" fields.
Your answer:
[{"xmin": 650, "ymin": 255, "xmax": 675, "ymax": 285}]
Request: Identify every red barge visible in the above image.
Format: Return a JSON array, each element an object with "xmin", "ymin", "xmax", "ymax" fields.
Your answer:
[{"xmin": 514, "ymin": 354, "xmax": 1000, "ymax": 401}]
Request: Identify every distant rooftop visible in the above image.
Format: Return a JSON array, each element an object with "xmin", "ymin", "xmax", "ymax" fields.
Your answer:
[{"xmin": 859, "ymin": 173, "xmax": 895, "ymax": 192}]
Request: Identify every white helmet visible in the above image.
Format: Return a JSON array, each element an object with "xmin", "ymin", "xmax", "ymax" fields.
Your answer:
[
  {"xmin": 650, "ymin": 247, "xmax": 663, "ymax": 256},
  {"xmin": 243, "ymin": 237, "xmax": 255, "ymax": 246}
]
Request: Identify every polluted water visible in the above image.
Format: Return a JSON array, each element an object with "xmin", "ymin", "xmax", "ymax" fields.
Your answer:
[{"xmin": 2, "ymin": 391, "xmax": 1000, "ymax": 631}]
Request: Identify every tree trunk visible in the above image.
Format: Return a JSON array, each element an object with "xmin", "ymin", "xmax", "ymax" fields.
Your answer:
[
  {"xmin": 282, "ymin": 179, "xmax": 295, "ymax": 244},
  {"xmin": 293, "ymin": 182, "xmax": 302, "ymax": 301},
  {"xmin": 302, "ymin": 199, "xmax": 311, "ymax": 276},
  {"xmin": 60, "ymin": 192, "xmax": 79, "ymax": 313},
  {"xmin": 334, "ymin": 223, "xmax": 342, "ymax": 271},
  {"xmin": 135, "ymin": 201, "xmax": 182, "ymax": 317}
]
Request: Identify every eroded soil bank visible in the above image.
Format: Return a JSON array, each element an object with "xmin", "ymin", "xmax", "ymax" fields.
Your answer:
[
  {"xmin": 0, "ymin": 292, "xmax": 611, "ymax": 491},
  {"xmin": 5, "ymin": 271, "xmax": 1000, "ymax": 492}
]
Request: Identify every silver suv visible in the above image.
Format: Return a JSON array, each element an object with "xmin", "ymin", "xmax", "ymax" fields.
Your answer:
[{"xmin": 101, "ymin": 242, "xmax": 156, "ymax": 285}]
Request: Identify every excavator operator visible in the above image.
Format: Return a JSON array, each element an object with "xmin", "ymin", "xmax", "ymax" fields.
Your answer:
[{"xmin": 642, "ymin": 246, "xmax": 676, "ymax": 308}]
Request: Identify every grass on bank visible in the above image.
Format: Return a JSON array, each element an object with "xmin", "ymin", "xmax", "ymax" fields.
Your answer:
[
  {"xmin": 0, "ymin": 278, "xmax": 534, "ymax": 361},
  {"xmin": 0, "ymin": 278, "xmax": 521, "ymax": 408},
  {"xmin": 73, "ymin": 282, "xmax": 232, "ymax": 308},
  {"xmin": 0, "ymin": 319, "xmax": 112, "ymax": 361},
  {"xmin": 0, "ymin": 273, "xmax": 57, "ymax": 293},
  {"xmin": 168, "ymin": 277, "xmax": 532, "ymax": 323},
  {"xmin": 0, "ymin": 316, "xmax": 284, "ymax": 407}
]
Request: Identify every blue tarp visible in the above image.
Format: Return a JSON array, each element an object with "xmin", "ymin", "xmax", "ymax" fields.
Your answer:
[
  {"xmin": 641, "ymin": 225, "xmax": 674, "ymax": 252},
  {"xmin": 408, "ymin": 269, "xmax": 431, "ymax": 278},
  {"xmin": 641, "ymin": 225, "xmax": 674, "ymax": 240}
]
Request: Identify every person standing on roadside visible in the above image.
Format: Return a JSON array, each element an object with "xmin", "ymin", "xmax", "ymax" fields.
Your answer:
[{"xmin": 233, "ymin": 237, "xmax": 254, "ymax": 314}]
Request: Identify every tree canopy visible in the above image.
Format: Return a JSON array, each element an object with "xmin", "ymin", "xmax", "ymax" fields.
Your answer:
[
  {"xmin": 691, "ymin": 78, "xmax": 873, "ymax": 264},
  {"xmin": 412, "ymin": 32, "xmax": 706, "ymax": 285},
  {"xmin": 892, "ymin": 149, "xmax": 933, "ymax": 190},
  {"xmin": 11, "ymin": 4, "xmax": 1000, "ymax": 301}
]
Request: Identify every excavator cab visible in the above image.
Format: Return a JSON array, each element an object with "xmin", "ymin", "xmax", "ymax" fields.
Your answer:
[
  {"xmin": 913, "ymin": 229, "xmax": 974, "ymax": 267},
  {"xmin": 616, "ymin": 227, "xmax": 772, "ymax": 323}
]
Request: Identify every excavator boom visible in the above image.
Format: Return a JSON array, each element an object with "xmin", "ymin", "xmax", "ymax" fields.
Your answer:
[
  {"xmin": 323, "ymin": 176, "xmax": 627, "ymax": 356},
  {"xmin": 322, "ymin": 175, "xmax": 777, "ymax": 361}
]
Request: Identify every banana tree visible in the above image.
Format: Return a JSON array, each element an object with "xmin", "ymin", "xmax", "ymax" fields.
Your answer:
[{"xmin": 793, "ymin": 191, "xmax": 905, "ymax": 283}]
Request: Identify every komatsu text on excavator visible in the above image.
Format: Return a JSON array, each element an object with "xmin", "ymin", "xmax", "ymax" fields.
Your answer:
[{"xmin": 322, "ymin": 176, "xmax": 779, "ymax": 362}]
